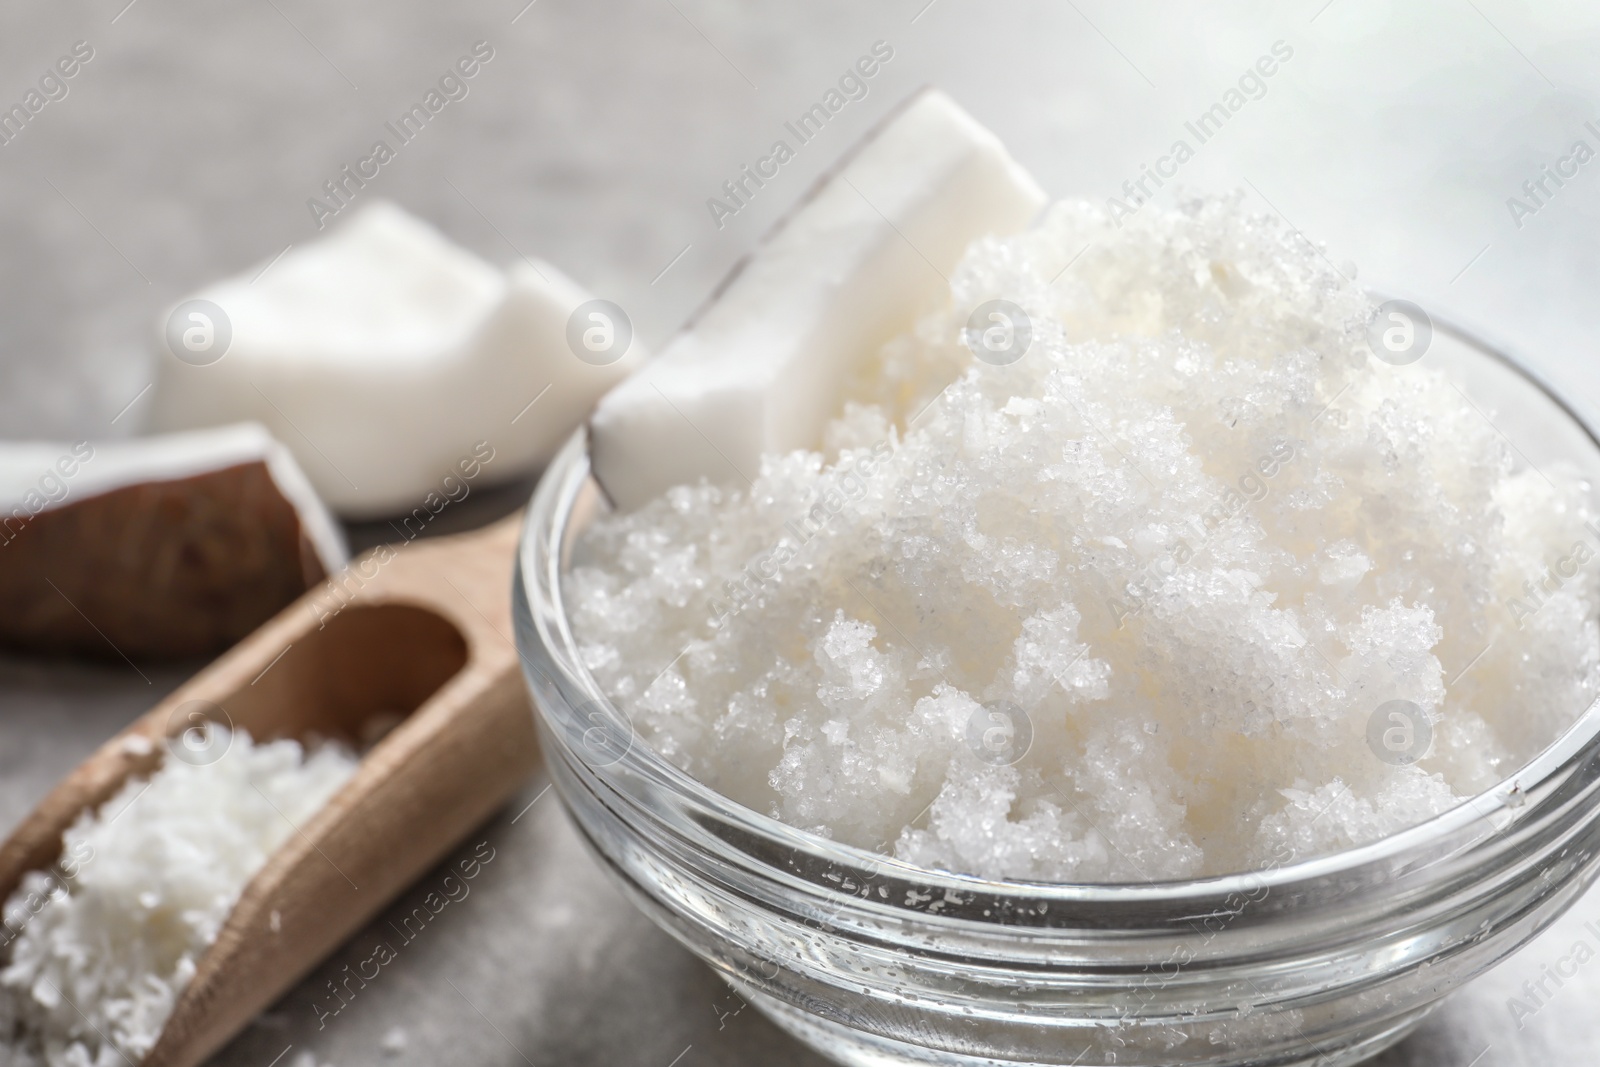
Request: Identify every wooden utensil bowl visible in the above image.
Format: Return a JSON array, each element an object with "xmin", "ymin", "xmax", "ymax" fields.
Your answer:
[
  {"xmin": 216, "ymin": 602, "xmax": 469, "ymax": 747},
  {"xmin": 0, "ymin": 602, "xmax": 475, "ymax": 901}
]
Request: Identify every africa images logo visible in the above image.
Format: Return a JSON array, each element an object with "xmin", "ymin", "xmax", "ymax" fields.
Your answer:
[
  {"xmin": 306, "ymin": 42, "xmax": 496, "ymax": 229},
  {"xmin": 1105, "ymin": 39, "xmax": 1293, "ymax": 226},
  {"xmin": 705, "ymin": 40, "xmax": 895, "ymax": 230}
]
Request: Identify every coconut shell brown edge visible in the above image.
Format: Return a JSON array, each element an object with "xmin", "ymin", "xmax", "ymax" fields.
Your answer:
[{"xmin": 0, "ymin": 461, "xmax": 331, "ymax": 661}]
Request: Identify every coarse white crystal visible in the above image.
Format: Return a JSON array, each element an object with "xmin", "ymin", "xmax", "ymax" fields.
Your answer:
[
  {"xmin": 567, "ymin": 194, "xmax": 1600, "ymax": 881},
  {"xmin": 380, "ymin": 1025, "xmax": 408, "ymax": 1055}
]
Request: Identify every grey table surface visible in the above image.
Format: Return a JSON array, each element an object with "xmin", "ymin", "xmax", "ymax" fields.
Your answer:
[{"xmin": 3, "ymin": 1, "xmax": 1600, "ymax": 1064}]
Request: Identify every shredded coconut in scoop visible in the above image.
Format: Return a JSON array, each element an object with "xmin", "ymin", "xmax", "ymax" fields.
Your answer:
[{"xmin": 0, "ymin": 727, "xmax": 357, "ymax": 1066}]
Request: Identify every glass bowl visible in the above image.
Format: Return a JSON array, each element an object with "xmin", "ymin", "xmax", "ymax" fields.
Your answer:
[{"xmin": 513, "ymin": 319, "xmax": 1600, "ymax": 1067}]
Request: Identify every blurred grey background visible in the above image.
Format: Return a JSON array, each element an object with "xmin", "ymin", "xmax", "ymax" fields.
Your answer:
[{"xmin": 2, "ymin": 0, "xmax": 1600, "ymax": 1063}]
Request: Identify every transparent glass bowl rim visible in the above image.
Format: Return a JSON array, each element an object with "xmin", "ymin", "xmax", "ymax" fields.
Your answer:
[{"xmin": 518, "ymin": 313, "xmax": 1600, "ymax": 910}]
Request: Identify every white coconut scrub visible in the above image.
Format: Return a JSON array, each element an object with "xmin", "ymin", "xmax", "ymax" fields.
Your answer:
[
  {"xmin": 0, "ymin": 727, "xmax": 357, "ymax": 1067},
  {"xmin": 566, "ymin": 194, "xmax": 1600, "ymax": 882}
]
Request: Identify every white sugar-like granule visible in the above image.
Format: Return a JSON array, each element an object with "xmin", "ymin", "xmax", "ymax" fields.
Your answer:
[
  {"xmin": 380, "ymin": 1025, "xmax": 408, "ymax": 1055},
  {"xmin": 568, "ymin": 194, "xmax": 1600, "ymax": 881},
  {"xmin": 0, "ymin": 727, "xmax": 358, "ymax": 1066}
]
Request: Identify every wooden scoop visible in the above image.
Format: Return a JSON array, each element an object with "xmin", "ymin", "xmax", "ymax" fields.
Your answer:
[{"xmin": 0, "ymin": 515, "xmax": 539, "ymax": 1067}]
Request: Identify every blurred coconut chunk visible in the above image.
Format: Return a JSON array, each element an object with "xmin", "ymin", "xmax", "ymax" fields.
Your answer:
[
  {"xmin": 0, "ymin": 423, "xmax": 346, "ymax": 660},
  {"xmin": 148, "ymin": 201, "xmax": 643, "ymax": 518},
  {"xmin": 589, "ymin": 88, "xmax": 1046, "ymax": 511}
]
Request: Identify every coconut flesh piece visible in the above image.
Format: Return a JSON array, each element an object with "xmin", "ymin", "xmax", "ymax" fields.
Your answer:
[
  {"xmin": 589, "ymin": 87, "xmax": 1046, "ymax": 511},
  {"xmin": 0, "ymin": 423, "xmax": 346, "ymax": 660},
  {"xmin": 149, "ymin": 201, "xmax": 643, "ymax": 519}
]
